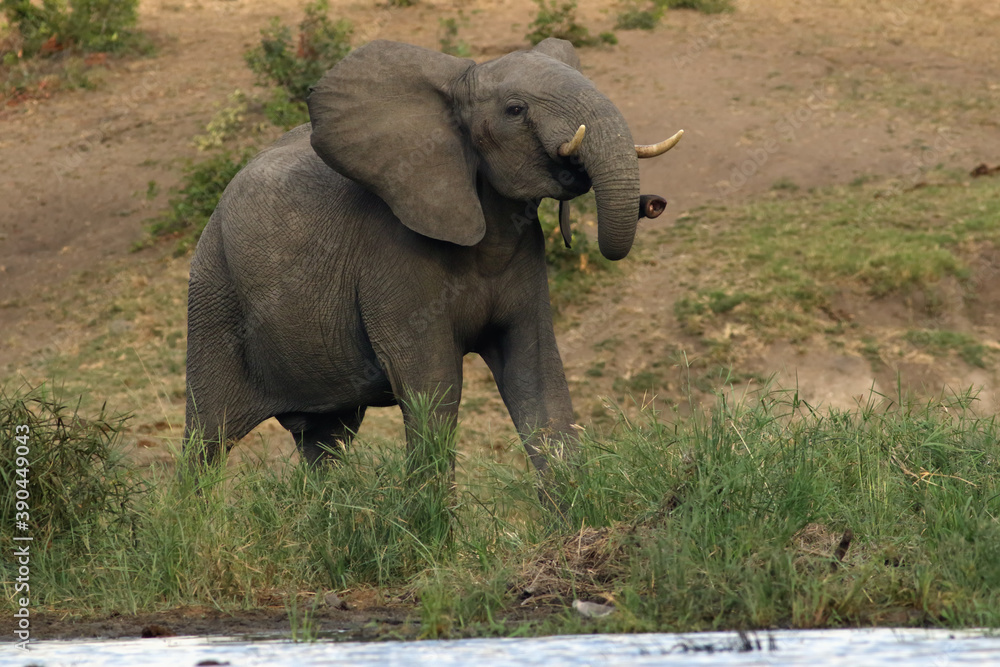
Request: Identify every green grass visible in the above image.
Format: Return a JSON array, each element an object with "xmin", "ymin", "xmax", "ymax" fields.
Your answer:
[
  {"xmin": 671, "ymin": 175, "xmax": 1000, "ymax": 341},
  {"xmin": 5, "ymin": 381, "xmax": 1000, "ymax": 634},
  {"xmin": 10, "ymin": 256, "xmax": 191, "ymax": 430},
  {"xmin": 0, "ymin": 384, "xmax": 144, "ymax": 550},
  {"xmin": 905, "ymin": 329, "xmax": 991, "ymax": 369}
]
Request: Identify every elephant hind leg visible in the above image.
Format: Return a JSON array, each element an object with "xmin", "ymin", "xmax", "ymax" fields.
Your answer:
[
  {"xmin": 184, "ymin": 276, "xmax": 270, "ymax": 469},
  {"xmin": 184, "ymin": 405, "xmax": 263, "ymax": 465},
  {"xmin": 276, "ymin": 408, "xmax": 366, "ymax": 465}
]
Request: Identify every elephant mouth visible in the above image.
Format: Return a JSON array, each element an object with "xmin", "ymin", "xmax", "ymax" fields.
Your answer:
[{"xmin": 549, "ymin": 160, "xmax": 593, "ymax": 199}]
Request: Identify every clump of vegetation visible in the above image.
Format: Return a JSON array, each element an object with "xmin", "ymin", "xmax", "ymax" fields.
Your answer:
[
  {"xmin": 146, "ymin": 149, "xmax": 254, "ymax": 255},
  {"xmin": 614, "ymin": 0, "xmax": 733, "ymax": 31},
  {"xmin": 260, "ymin": 87, "xmax": 309, "ymax": 129},
  {"xmin": 615, "ymin": 1, "xmax": 664, "ymax": 30},
  {"xmin": 146, "ymin": 1, "xmax": 357, "ymax": 254},
  {"xmin": 669, "ymin": 175, "xmax": 1000, "ymax": 342},
  {"xmin": 662, "ymin": 0, "xmax": 734, "ymax": 13},
  {"xmin": 1, "ymin": 0, "xmax": 142, "ymax": 57},
  {"xmin": 244, "ymin": 0, "xmax": 352, "ymax": 104},
  {"xmin": 674, "ymin": 289, "xmax": 755, "ymax": 328},
  {"xmin": 0, "ymin": 384, "xmax": 144, "ymax": 550},
  {"xmin": 525, "ymin": 0, "xmax": 617, "ymax": 48},
  {"xmin": 438, "ymin": 13, "xmax": 471, "ymax": 58},
  {"xmin": 1, "ymin": 0, "xmax": 150, "ymax": 103},
  {"xmin": 8, "ymin": 382, "xmax": 1000, "ymax": 635},
  {"xmin": 905, "ymin": 329, "xmax": 990, "ymax": 368},
  {"xmin": 771, "ymin": 177, "xmax": 800, "ymax": 191},
  {"xmin": 192, "ymin": 90, "xmax": 249, "ymax": 151}
]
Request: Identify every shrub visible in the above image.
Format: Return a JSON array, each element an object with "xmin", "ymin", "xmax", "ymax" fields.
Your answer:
[
  {"xmin": 438, "ymin": 14, "xmax": 471, "ymax": 58},
  {"xmin": 0, "ymin": 384, "xmax": 144, "ymax": 549},
  {"xmin": 1, "ymin": 0, "xmax": 142, "ymax": 57},
  {"xmin": 146, "ymin": 149, "xmax": 255, "ymax": 255},
  {"xmin": 192, "ymin": 90, "xmax": 249, "ymax": 151},
  {"xmin": 262, "ymin": 87, "xmax": 310, "ymax": 129},
  {"xmin": 663, "ymin": 0, "xmax": 734, "ymax": 13},
  {"xmin": 244, "ymin": 0, "xmax": 352, "ymax": 104},
  {"xmin": 615, "ymin": 1, "xmax": 663, "ymax": 30},
  {"xmin": 525, "ymin": 0, "xmax": 617, "ymax": 48}
]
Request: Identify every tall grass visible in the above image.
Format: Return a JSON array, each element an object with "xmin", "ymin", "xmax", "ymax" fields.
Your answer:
[{"xmin": 3, "ymin": 382, "xmax": 999, "ymax": 633}]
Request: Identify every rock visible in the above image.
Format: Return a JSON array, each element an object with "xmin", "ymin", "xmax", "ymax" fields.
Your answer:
[
  {"xmin": 140, "ymin": 623, "xmax": 175, "ymax": 638},
  {"xmin": 572, "ymin": 599, "xmax": 615, "ymax": 618},
  {"xmin": 323, "ymin": 591, "xmax": 349, "ymax": 610}
]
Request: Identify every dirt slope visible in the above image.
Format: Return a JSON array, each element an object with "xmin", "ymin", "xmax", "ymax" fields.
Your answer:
[{"xmin": 2, "ymin": 0, "xmax": 999, "ymax": 462}]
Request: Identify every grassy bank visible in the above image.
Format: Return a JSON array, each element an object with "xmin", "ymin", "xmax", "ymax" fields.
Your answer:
[
  {"xmin": 3, "ymin": 381, "xmax": 999, "ymax": 636},
  {"xmin": 670, "ymin": 172, "xmax": 1000, "ymax": 345}
]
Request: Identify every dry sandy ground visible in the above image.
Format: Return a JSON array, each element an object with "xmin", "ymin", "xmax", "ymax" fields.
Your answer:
[{"xmin": 2, "ymin": 0, "xmax": 1000, "ymax": 461}]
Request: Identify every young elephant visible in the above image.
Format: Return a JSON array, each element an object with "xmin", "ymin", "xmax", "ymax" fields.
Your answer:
[{"xmin": 183, "ymin": 38, "xmax": 682, "ymax": 475}]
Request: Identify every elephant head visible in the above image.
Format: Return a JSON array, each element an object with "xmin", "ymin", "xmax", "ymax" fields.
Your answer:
[{"xmin": 307, "ymin": 39, "xmax": 681, "ymax": 261}]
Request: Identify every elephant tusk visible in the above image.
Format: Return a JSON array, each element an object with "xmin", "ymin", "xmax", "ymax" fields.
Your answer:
[
  {"xmin": 558, "ymin": 124, "xmax": 586, "ymax": 157},
  {"xmin": 635, "ymin": 129, "xmax": 684, "ymax": 158},
  {"xmin": 559, "ymin": 199, "xmax": 573, "ymax": 248}
]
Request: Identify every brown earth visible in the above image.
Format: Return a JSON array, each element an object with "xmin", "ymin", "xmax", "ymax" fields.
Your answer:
[{"xmin": 2, "ymin": 0, "xmax": 1000, "ymax": 636}]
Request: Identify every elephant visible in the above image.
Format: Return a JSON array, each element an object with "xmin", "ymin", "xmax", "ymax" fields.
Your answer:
[{"xmin": 183, "ymin": 38, "xmax": 682, "ymax": 478}]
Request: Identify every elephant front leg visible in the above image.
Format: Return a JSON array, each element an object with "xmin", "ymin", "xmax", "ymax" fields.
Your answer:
[
  {"xmin": 479, "ymin": 322, "xmax": 578, "ymax": 476},
  {"xmin": 375, "ymin": 345, "xmax": 464, "ymax": 474}
]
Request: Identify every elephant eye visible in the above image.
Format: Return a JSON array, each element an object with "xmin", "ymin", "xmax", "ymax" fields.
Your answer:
[{"xmin": 505, "ymin": 104, "xmax": 525, "ymax": 117}]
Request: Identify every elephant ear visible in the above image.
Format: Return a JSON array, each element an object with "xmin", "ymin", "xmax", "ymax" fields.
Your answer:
[
  {"xmin": 308, "ymin": 41, "xmax": 484, "ymax": 246},
  {"xmin": 531, "ymin": 38, "xmax": 581, "ymax": 72}
]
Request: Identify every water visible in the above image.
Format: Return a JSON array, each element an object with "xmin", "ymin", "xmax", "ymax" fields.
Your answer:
[{"xmin": 4, "ymin": 628, "xmax": 1000, "ymax": 667}]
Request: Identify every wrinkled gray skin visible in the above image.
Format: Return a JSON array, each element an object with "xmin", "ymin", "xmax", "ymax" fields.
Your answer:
[{"xmin": 184, "ymin": 39, "xmax": 650, "ymax": 476}]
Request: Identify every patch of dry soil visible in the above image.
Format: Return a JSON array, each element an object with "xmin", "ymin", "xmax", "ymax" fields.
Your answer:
[{"xmin": 2, "ymin": 0, "xmax": 999, "ymax": 472}]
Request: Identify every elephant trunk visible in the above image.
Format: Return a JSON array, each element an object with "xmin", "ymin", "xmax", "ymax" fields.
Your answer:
[{"xmin": 575, "ymin": 106, "xmax": 641, "ymax": 261}]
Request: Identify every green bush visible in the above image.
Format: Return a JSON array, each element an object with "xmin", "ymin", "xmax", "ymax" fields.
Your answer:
[
  {"xmin": 0, "ymin": 384, "xmax": 144, "ymax": 550},
  {"xmin": 1, "ymin": 0, "xmax": 141, "ymax": 57},
  {"xmin": 662, "ymin": 0, "xmax": 734, "ymax": 13},
  {"xmin": 262, "ymin": 87, "xmax": 310, "ymax": 129},
  {"xmin": 526, "ymin": 0, "xmax": 617, "ymax": 48},
  {"xmin": 614, "ymin": 0, "xmax": 732, "ymax": 30},
  {"xmin": 615, "ymin": 1, "xmax": 663, "ymax": 30},
  {"xmin": 438, "ymin": 14, "xmax": 471, "ymax": 58},
  {"xmin": 244, "ymin": 0, "xmax": 352, "ymax": 104},
  {"xmin": 192, "ymin": 90, "xmax": 249, "ymax": 151},
  {"xmin": 146, "ymin": 149, "xmax": 255, "ymax": 255}
]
